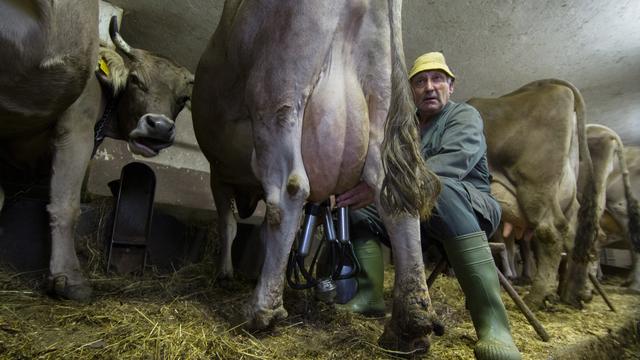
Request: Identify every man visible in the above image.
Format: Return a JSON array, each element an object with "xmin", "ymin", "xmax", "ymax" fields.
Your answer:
[{"xmin": 335, "ymin": 52, "xmax": 521, "ymax": 360}]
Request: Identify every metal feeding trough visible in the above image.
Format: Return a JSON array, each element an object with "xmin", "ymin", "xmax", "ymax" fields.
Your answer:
[{"xmin": 107, "ymin": 162, "xmax": 156, "ymax": 274}]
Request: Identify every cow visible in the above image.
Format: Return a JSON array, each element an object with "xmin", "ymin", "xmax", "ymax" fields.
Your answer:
[
  {"xmin": 0, "ymin": 2, "xmax": 193, "ymax": 301},
  {"xmin": 495, "ymin": 125, "xmax": 640, "ymax": 294},
  {"xmin": 467, "ymin": 79, "xmax": 600, "ymax": 310},
  {"xmin": 192, "ymin": 0, "xmax": 443, "ymax": 353},
  {"xmin": 582, "ymin": 125, "xmax": 640, "ymax": 292}
]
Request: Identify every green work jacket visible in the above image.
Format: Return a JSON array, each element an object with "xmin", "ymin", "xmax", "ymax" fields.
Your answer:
[{"xmin": 420, "ymin": 101, "xmax": 501, "ymax": 228}]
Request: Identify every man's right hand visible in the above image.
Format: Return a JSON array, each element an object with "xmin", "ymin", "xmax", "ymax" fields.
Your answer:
[{"xmin": 335, "ymin": 181, "xmax": 375, "ymax": 210}]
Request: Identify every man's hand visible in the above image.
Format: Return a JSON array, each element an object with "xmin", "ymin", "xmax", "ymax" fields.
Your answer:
[{"xmin": 335, "ymin": 181, "xmax": 375, "ymax": 210}]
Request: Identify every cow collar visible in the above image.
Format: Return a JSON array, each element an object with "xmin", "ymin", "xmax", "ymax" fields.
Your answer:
[{"xmin": 93, "ymin": 58, "xmax": 122, "ymax": 157}]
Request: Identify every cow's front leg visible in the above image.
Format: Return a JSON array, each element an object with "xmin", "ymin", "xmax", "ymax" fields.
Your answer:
[
  {"xmin": 47, "ymin": 84, "xmax": 97, "ymax": 301},
  {"xmin": 246, "ymin": 106, "xmax": 309, "ymax": 329}
]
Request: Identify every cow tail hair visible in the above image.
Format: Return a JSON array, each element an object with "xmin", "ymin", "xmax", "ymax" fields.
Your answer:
[
  {"xmin": 379, "ymin": 0, "xmax": 440, "ymax": 219},
  {"xmin": 555, "ymin": 79, "xmax": 600, "ymax": 261},
  {"xmin": 614, "ymin": 143, "xmax": 640, "ymax": 253}
]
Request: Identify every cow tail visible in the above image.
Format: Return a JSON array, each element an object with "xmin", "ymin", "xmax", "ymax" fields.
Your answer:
[
  {"xmin": 555, "ymin": 80, "xmax": 600, "ymax": 261},
  {"xmin": 379, "ymin": 0, "xmax": 440, "ymax": 218},
  {"xmin": 614, "ymin": 143, "xmax": 640, "ymax": 252}
]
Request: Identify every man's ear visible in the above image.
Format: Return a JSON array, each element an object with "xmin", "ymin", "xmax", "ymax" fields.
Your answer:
[{"xmin": 449, "ymin": 80, "xmax": 455, "ymax": 95}]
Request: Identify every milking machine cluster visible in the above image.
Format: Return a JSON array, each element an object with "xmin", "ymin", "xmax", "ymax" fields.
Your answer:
[{"xmin": 286, "ymin": 200, "xmax": 360, "ymax": 303}]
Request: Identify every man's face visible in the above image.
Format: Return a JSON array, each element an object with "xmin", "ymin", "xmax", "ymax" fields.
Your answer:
[{"xmin": 410, "ymin": 70, "xmax": 454, "ymax": 119}]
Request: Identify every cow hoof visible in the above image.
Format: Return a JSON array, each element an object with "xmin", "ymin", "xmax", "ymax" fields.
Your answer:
[
  {"xmin": 378, "ymin": 322, "xmax": 431, "ymax": 355},
  {"xmin": 524, "ymin": 291, "xmax": 557, "ymax": 310},
  {"xmin": 626, "ymin": 284, "xmax": 640, "ymax": 294},
  {"xmin": 48, "ymin": 275, "xmax": 92, "ymax": 302},
  {"xmin": 245, "ymin": 305, "xmax": 288, "ymax": 330},
  {"xmin": 579, "ymin": 289, "xmax": 594, "ymax": 303},
  {"xmin": 622, "ymin": 279, "xmax": 640, "ymax": 294}
]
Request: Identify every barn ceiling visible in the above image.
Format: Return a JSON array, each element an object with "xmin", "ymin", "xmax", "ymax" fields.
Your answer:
[{"xmin": 108, "ymin": 0, "xmax": 640, "ymax": 145}]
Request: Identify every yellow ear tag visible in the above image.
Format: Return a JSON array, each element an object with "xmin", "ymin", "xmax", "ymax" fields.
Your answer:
[{"xmin": 98, "ymin": 58, "xmax": 110, "ymax": 77}]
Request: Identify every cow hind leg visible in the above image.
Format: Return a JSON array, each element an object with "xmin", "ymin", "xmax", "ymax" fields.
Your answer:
[
  {"xmin": 516, "ymin": 230, "xmax": 535, "ymax": 285},
  {"xmin": 245, "ymin": 109, "xmax": 309, "ymax": 330},
  {"xmin": 627, "ymin": 251, "xmax": 640, "ymax": 294},
  {"xmin": 377, "ymin": 213, "xmax": 443, "ymax": 352},
  {"xmin": 209, "ymin": 174, "xmax": 237, "ymax": 285},
  {"xmin": 498, "ymin": 224, "xmax": 518, "ymax": 280},
  {"xmin": 361, "ymin": 146, "xmax": 441, "ymax": 353}
]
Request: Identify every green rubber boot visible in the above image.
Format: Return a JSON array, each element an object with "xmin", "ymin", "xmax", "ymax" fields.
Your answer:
[
  {"xmin": 339, "ymin": 237, "xmax": 385, "ymax": 316},
  {"xmin": 443, "ymin": 231, "xmax": 521, "ymax": 360}
]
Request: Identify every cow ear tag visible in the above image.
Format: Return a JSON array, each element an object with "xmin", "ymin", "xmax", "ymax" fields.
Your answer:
[
  {"xmin": 98, "ymin": 58, "xmax": 111, "ymax": 77},
  {"xmin": 96, "ymin": 58, "xmax": 116, "ymax": 95}
]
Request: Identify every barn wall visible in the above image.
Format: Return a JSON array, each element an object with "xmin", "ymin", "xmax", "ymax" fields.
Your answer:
[{"xmin": 102, "ymin": 0, "xmax": 639, "ymax": 144}]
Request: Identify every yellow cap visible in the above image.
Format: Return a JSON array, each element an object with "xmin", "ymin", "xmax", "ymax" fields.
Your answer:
[{"xmin": 408, "ymin": 51, "xmax": 455, "ymax": 80}]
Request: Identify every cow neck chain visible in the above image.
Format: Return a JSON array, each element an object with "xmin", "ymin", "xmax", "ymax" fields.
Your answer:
[{"xmin": 93, "ymin": 84, "xmax": 121, "ymax": 157}]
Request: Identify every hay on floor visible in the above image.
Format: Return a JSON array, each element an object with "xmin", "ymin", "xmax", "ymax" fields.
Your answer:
[
  {"xmin": 0, "ymin": 213, "xmax": 638, "ymax": 359},
  {"xmin": 1, "ymin": 261, "xmax": 638, "ymax": 359}
]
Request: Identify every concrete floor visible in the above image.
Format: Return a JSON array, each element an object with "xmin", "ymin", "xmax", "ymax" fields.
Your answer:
[{"xmin": 107, "ymin": 0, "xmax": 640, "ymax": 145}]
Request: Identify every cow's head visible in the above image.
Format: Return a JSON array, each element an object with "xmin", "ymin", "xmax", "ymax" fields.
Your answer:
[{"xmin": 96, "ymin": 17, "xmax": 193, "ymax": 157}]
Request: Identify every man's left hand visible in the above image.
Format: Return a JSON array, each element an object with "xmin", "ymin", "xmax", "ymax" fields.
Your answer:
[{"xmin": 335, "ymin": 181, "xmax": 375, "ymax": 210}]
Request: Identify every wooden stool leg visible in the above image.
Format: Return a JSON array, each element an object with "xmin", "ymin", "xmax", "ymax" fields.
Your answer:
[
  {"xmin": 427, "ymin": 257, "xmax": 448, "ymax": 288},
  {"xmin": 496, "ymin": 267, "xmax": 550, "ymax": 342},
  {"xmin": 588, "ymin": 272, "xmax": 616, "ymax": 312},
  {"xmin": 428, "ymin": 244, "xmax": 551, "ymax": 342}
]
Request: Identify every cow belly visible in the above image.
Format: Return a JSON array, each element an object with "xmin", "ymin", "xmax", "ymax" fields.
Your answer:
[{"xmin": 302, "ymin": 64, "xmax": 368, "ymax": 202}]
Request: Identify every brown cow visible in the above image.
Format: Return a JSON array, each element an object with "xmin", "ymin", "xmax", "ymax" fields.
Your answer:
[
  {"xmin": 585, "ymin": 126, "xmax": 640, "ymax": 293},
  {"xmin": 192, "ymin": 0, "xmax": 442, "ymax": 353},
  {"xmin": 0, "ymin": 5, "xmax": 193, "ymax": 301},
  {"xmin": 497, "ymin": 125, "xmax": 640, "ymax": 295},
  {"xmin": 468, "ymin": 79, "xmax": 599, "ymax": 309}
]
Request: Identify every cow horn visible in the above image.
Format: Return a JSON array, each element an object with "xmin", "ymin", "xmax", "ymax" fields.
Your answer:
[{"xmin": 109, "ymin": 16, "xmax": 134, "ymax": 57}]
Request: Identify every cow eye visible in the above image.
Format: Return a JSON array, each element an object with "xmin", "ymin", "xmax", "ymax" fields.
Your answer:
[{"xmin": 129, "ymin": 74, "xmax": 147, "ymax": 91}]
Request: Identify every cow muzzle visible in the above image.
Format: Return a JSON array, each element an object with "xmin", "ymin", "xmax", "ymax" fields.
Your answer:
[{"xmin": 128, "ymin": 114, "xmax": 176, "ymax": 157}]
